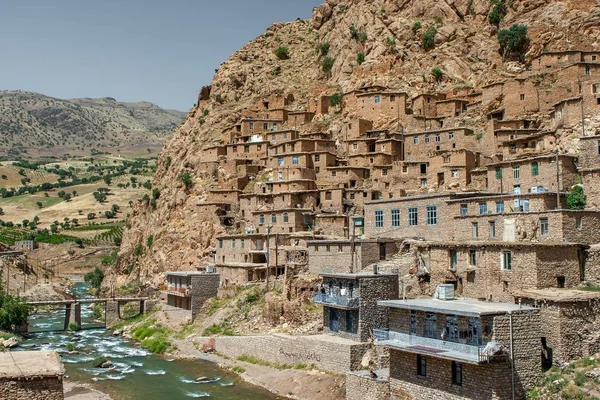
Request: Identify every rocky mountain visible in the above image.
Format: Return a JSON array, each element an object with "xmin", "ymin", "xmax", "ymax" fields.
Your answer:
[
  {"xmin": 106, "ymin": 0, "xmax": 600, "ymax": 289},
  {"xmin": 0, "ymin": 91, "xmax": 186, "ymax": 155}
]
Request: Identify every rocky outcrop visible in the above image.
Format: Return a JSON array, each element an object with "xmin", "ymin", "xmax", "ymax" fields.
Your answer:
[{"xmin": 107, "ymin": 0, "xmax": 600, "ymax": 290}]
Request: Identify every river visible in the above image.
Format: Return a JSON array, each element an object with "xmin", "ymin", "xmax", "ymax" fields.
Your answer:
[{"xmin": 17, "ymin": 282, "xmax": 277, "ymax": 400}]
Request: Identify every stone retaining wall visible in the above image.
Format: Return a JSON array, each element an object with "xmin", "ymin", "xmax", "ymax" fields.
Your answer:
[
  {"xmin": 346, "ymin": 371, "xmax": 390, "ymax": 400},
  {"xmin": 201, "ymin": 334, "xmax": 371, "ymax": 374},
  {"xmin": 0, "ymin": 377, "xmax": 64, "ymax": 400}
]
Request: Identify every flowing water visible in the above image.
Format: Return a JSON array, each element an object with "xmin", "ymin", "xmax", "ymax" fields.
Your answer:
[{"xmin": 17, "ymin": 282, "xmax": 277, "ymax": 400}]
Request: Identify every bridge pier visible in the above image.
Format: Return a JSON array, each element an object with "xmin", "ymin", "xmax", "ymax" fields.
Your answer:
[
  {"xmin": 105, "ymin": 300, "xmax": 120, "ymax": 328},
  {"xmin": 64, "ymin": 302, "xmax": 81, "ymax": 331}
]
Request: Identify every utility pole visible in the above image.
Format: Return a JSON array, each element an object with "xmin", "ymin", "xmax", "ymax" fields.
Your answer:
[
  {"xmin": 580, "ymin": 81, "xmax": 586, "ymax": 136},
  {"xmin": 274, "ymin": 233, "xmax": 279, "ymax": 291},
  {"xmin": 266, "ymin": 225, "xmax": 271, "ymax": 289},
  {"xmin": 556, "ymin": 150, "xmax": 561, "ymax": 209},
  {"xmin": 350, "ymin": 218, "xmax": 356, "ymax": 273}
]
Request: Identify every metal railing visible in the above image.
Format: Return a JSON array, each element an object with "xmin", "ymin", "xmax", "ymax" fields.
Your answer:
[
  {"xmin": 312, "ymin": 292, "xmax": 360, "ymax": 308},
  {"xmin": 373, "ymin": 329, "xmax": 501, "ymax": 362}
]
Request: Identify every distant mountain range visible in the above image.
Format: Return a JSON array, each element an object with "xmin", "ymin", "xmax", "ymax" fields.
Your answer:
[{"xmin": 0, "ymin": 90, "xmax": 186, "ymax": 155}]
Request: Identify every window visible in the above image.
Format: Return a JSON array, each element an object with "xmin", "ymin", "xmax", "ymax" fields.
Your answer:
[
  {"xmin": 413, "ymin": 136, "xmax": 419, "ymax": 144},
  {"xmin": 420, "ymin": 178, "xmax": 428, "ymax": 187},
  {"xmin": 435, "ymin": 134, "xmax": 441, "ymax": 142},
  {"xmin": 292, "ymin": 156, "xmax": 299, "ymax": 165},
  {"xmin": 231, "ymin": 239, "xmax": 235, "ymax": 248},
  {"xmin": 263, "ymin": 123, "xmax": 268, "ymax": 130},
  {"xmin": 451, "ymin": 169, "xmax": 458, "ymax": 178},
  {"xmin": 278, "ymin": 157, "xmax": 284, "ymax": 167},
  {"xmin": 502, "ymin": 251, "xmax": 512, "ymax": 270},
  {"xmin": 244, "ymin": 145, "xmax": 250, "ymax": 153},
  {"xmin": 424, "ymin": 313, "xmax": 437, "ymax": 339},
  {"xmin": 420, "ymin": 163, "xmax": 428, "ymax": 174},
  {"xmin": 452, "ymin": 362, "xmax": 463, "ymax": 386},
  {"xmin": 374, "ymin": 95, "xmax": 381, "ymax": 103},
  {"xmin": 450, "ymin": 250, "xmax": 457, "ymax": 269},
  {"xmin": 469, "ymin": 249, "xmax": 477, "ymax": 266},
  {"xmin": 513, "ymin": 185, "xmax": 521, "ymax": 194},
  {"xmin": 425, "ymin": 135, "xmax": 430, "ymax": 143},
  {"xmin": 496, "ymin": 201, "xmax": 505, "ymax": 214},
  {"xmin": 531, "ymin": 162, "xmax": 539, "ymax": 176},
  {"xmin": 410, "ymin": 310, "xmax": 417, "ymax": 334},
  {"xmin": 325, "ymin": 191, "xmax": 332, "ymax": 200},
  {"xmin": 315, "ymin": 154, "xmax": 321, "ymax": 162},
  {"xmin": 443, "ymin": 155, "xmax": 451, "ymax": 163},
  {"xmin": 259, "ymin": 215, "xmax": 265, "ymax": 225},
  {"xmin": 283, "ymin": 213, "xmax": 289, "ymax": 223},
  {"xmin": 478, "ymin": 202, "xmax": 488, "ymax": 215},
  {"xmin": 241, "ymin": 239, "xmax": 245, "ymax": 249},
  {"xmin": 449, "ymin": 132, "xmax": 454, "ymax": 140},
  {"xmin": 283, "ymin": 132, "xmax": 287, "ymax": 139},
  {"xmin": 375, "ymin": 210, "xmax": 384, "ymax": 228},
  {"xmin": 402, "ymin": 165, "xmax": 408, "ymax": 173},
  {"xmin": 382, "ymin": 168, "xmax": 388, "ymax": 176},
  {"xmin": 540, "ymin": 218, "xmax": 549, "ymax": 236},
  {"xmin": 472, "ymin": 222, "xmax": 479, "ymax": 238},
  {"xmin": 391, "ymin": 209, "xmax": 400, "ymax": 227},
  {"xmin": 495, "ymin": 168, "xmax": 502, "ymax": 180},
  {"xmin": 460, "ymin": 204, "xmax": 468, "ymax": 216},
  {"xmin": 426, "ymin": 206, "xmax": 437, "ymax": 225},
  {"xmin": 249, "ymin": 122, "xmax": 254, "ymax": 130},
  {"xmin": 446, "ymin": 315, "xmax": 459, "ymax": 342},
  {"xmin": 218, "ymin": 239, "xmax": 223, "ymax": 248},
  {"xmin": 520, "ymin": 94, "xmax": 525, "ymax": 101},
  {"xmin": 271, "ymin": 214, "xmax": 277, "ymax": 223},
  {"xmin": 576, "ymin": 217, "xmax": 582, "ymax": 229},
  {"xmin": 331, "ymin": 171, "xmax": 336, "ymax": 177},
  {"xmin": 353, "ymin": 143, "xmax": 358, "ymax": 150},
  {"xmin": 390, "ymin": 95, "xmax": 396, "ymax": 102},
  {"xmin": 557, "ymin": 276, "xmax": 566, "ymax": 288},
  {"xmin": 417, "ymin": 355, "xmax": 427, "ymax": 377},
  {"xmin": 586, "ymin": 65, "xmax": 591, "ymax": 75},
  {"xmin": 513, "ymin": 165, "xmax": 520, "ymax": 179},
  {"xmin": 409, "ymin": 207, "xmax": 418, "ymax": 226},
  {"xmin": 489, "ymin": 221, "xmax": 496, "ymax": 238}
]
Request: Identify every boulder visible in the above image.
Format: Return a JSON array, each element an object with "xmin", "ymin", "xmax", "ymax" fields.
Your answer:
[
  {"xmin": 101, "ymin": 361, "xmax": 113, "ymax": 368},
  {"xmin": 2, "ymin": 337, "xmax": 18, "ymax": 348}
]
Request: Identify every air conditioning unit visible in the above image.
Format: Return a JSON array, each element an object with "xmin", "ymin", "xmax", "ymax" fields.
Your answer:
[
  {"xmin": 530, "ymin": 186, "xmax": 539, "ymax": 193},
  {"xmin": 436, "ymin": 284, "xmax": 455, "ymax": 301}
]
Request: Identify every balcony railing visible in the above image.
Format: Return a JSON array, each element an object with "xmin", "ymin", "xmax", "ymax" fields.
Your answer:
[
  {"xmin": 373, "ymin": 329, "xmax": 505, "ymax": 363},
  {"xmin": 312, "ymin": 292, "xmax": 360, "ymax": 308},
  {"xmin": 161, "ymin": 286, "xmax": 191, "ymax": 298}
]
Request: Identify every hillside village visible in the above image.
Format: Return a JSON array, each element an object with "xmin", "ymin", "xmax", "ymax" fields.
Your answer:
[{"xmin": 143, "ymin": 46, "xmax": 600, "ymax": 400}]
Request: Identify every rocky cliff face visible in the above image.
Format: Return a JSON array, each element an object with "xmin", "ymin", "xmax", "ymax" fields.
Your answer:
[{"xmin": 106, "ymin": 0, "xmax": 600, "ymax": 290}]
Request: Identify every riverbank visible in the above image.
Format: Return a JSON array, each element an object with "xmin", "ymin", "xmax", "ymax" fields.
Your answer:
[
  {"xmin": 169, "ymin": 336, "xmax": 346, "ymax": 400},
  {"xmin": 64, "ymin": 381, "xmax": 111, "ymax": 400}
]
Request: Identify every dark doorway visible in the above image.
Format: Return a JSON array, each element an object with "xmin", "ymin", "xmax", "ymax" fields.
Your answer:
[
  {"xmin": 330, "ymin": 308, "xmax": 339, "ymax": 332},
  {"xmin": 541, "ymin": 337, "xmax": 553, "ymax": 371},
  {"xmin": 379, "ymin": 243, "xmax": 386, "ymax": 260}
]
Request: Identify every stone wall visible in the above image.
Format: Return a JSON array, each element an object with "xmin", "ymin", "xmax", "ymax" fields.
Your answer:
[
  {"xmin": 346, "ymin": 371, "xmax": 390, "ymax": 400},
  {"xmin": 190, "ymin": 274, "xmax": 220, "ymax": 320},
  {"xmin": 0, "ymin": 377, "xmax": 64, "ymax": 400},
  {"xmin": 199, "ymin": 334, "xmax": 370, "ymax": 374}
]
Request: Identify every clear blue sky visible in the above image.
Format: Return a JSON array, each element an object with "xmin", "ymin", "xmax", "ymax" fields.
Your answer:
[{"xmin": 0, "ymin": 0, "xmax": 321, "ymax": 111}]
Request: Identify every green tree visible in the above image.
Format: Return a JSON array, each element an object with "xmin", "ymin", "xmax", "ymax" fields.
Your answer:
[
  {"xmin": 147, "ymin": 235, "xmax": 154, "ymax": 247},
  {"xmin": 567, "ymin": 185, "xmax": 587, "ymax": 210},
  {"xmin": 274, "ymin": 46, "xmax": 290, "ymax": 60},
  {"xmin": 431, "ymin": 67, "xmax": 443, "ymax": 82},
  {"xmin": 36, "ymin": 201, "xmax": 43, "ymax": 209},
  {"xmin": 318, "ymin": 42, "xmax": 330, "ymax": 57},
  {"xmin": 50, "ymin": 224, "xmax": 58, "ymax": 234},
  {"xmin": 0, "ymin": 283, "xmax": 31, "ymax": 332},
  {"xmin": 329, "ymin": 91, "xmax": 343, "ymax": 107},
  {"xmin": 143, "ymin": 180, "xmax": 152, "ymax": 190},
  {"xmin": 84, "ymin": 268, "xmax": 104, "ymax": 291},
  {"xmin": 63, "ymin": 193, "xmax": 72, "ymax": 202},
  {"xmin": 488, "ymin": 0, "xmax": 507, "ymax": 26},
  {"xmin": 349, "ymin": 24, "xmax": 359, "ymax": 40},
  {"xmin": 87, "ymin": 213, "xmax": 96, "ymax": 220},
  {"xmin": 497, "ymin": 24, "xmax": 529, "ymax": 57},
  {"xmin": 103, "ymin": 176, "xmax": 112, "ymax": 186}
]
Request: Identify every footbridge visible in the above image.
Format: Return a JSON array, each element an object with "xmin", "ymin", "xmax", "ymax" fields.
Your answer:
[{"xmin": 26, "ymin": 297, "xmax": 154, "ymax": 331}]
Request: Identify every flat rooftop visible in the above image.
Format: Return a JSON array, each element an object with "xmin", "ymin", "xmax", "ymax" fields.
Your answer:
[
  {"xmin": 518, "ymin": 288, "xmax": 600, "ymax": 302},
  {"xmin": 0, "ymin": 351, "xmax": 64, "ymax": 379},
  {"xmin": 378, "ymin": 297, "xmax": 536, "ymax": 317},
  {"xmin": 321, "ymin": 272, "xmax": 397, "ymax": 280},
  {"xmin": 164, "ymin": 271, "xmax": 218, "ymax": 277}
]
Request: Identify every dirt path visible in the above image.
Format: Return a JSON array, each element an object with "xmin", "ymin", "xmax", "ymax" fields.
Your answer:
[{"xmin": 64, "ymin": 380, "xmax": 112, "ymax": 400}]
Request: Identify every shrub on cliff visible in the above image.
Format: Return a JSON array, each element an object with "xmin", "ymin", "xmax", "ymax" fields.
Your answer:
[
  {"xmin": 357, "ymin": 52, "xmax": 365, "ymax": 65},
  {"xmin": 421, "ymin": 26, "xmax": 437, "ymax": 50},
  {"xmin": 274, "ymin": 46, "xmax": 290, "ymax": 60},
  {"xmin": 178, "ymin": 171, "xmax": 193, "ymax": 190},
  {"xmin": 318, "ymin": 42, "xmax": 330, "ymax": 57},
  {"xmin": 431, "ymin": 67, "xmax": 443, "ymax": 82},
  {"xmin": 488, "ymin": 0, "xmax": 507, "ymax": 26},
  {"xmin": 322, "ymin": 56, "xmax": 335, "ymax": 76}
]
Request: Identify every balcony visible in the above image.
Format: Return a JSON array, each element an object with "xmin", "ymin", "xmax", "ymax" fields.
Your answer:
[
  {"xmin": 312, "ymin": 292, "xmax": 360, "ymax": 309},
  {"xmin": 373, "ymin": 329, "xmax": 506, "ymax": 364},
  {"xmin": 161, "ymin": 286, "xmax": 191, "ymax": 298}
]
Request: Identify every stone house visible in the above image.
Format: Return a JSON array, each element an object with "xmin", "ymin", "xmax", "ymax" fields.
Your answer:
[
  {"xmin": 403, "ymin": 128, "xmax": 479, "ymax": 162},
  {"xmin": 240, "ymin": 118, "xmax": 284, "ymax": 136},
  {"xmin": 314, "ymin": 272, "xmax": 398, "ymax": 341},
  {"xmin": 14, "ymin": 240, "xmax": 37, "ymax": 251},
  {"xmin": 531, "ymin": 50, "xmax": 594, "ymax": 71},
  {"xmin": 252, "ymin": 208, "xmax": 314, "ymax": 234},
  {"xmin": 307, "ymin": 239, "xmax": 399, "ymax": 274},
  {"xmin": 411, "ymin": 93, "xmax": 443, "ymax": 118},
  {"xmin": 287, "ymin": 111, "xmax": 315, "ymax": 127},
  {"xmin": 376, "ymin": 292, "xmax": 541, "ymax": 400},
  {"xmin": 161, "ymin": 271, "xmax": 220, "ymax": 319},
  {"xmin": 225, "ymin": 141, "xmax": 268, "ymax": 161},
  {"xmin": 435, "ymin": 98, "xmax": 469, "ymax": 118},
  {"xmin": 414, "ymin": 242, "xmax": 585, "ymax": 303},
  {"xmin": 496, "ymin": 130, "xmax": 556, "ymax": 159},
  {"xmin": 307, "ymin": 95, "xmax": 330, "ymax": 115},
  {"xmin": 578, "ymin": 135, "xmax": 600, "ymax": 208},
  {"xmin": 485, "ymin": 154, "xmax": 578, "ymax": 194},
  {"xmin": 344, "ymin": 86, "xmax": 408, "ymax": 125},
  {"xmin": 0, "ymin": 351, "xmax": 65, "ymax": 400},
  {"xmin": 518, "ymin": 288, "xmax": 600, "ymax": 366}
]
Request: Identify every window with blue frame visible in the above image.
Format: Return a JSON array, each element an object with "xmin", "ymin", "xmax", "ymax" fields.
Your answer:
[{"xmin": 375, "ymin": 210, "xmax": 384, "ymax": 228}]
